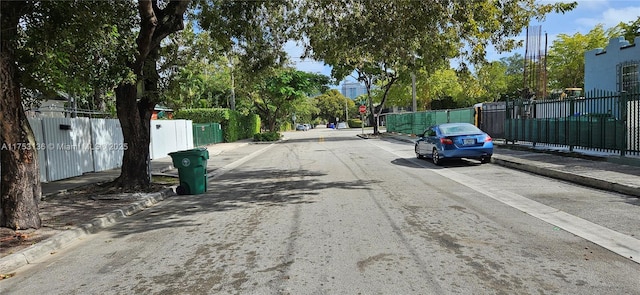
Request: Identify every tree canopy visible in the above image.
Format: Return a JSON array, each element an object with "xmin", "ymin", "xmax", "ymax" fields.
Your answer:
[
  {"xmin": 16, "ymin": 0, "xmax": 137, "ymax": 112},
  {"xmin": 301, "ymin": 0, "xmax": 576, "ymax": 133},
  {"xmin": 314, "ymin": 89, "xmax": 354, "ymax": 123},
  {"xmin": 251, "ymin": 69, "xmax": 330, "ymax": 131},
  {"xmin": 547, "ymin": 24, "xmax": 621, "ymax": 90}
]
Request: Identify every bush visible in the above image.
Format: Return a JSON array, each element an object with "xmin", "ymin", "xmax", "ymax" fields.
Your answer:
[
  {"xmin": 253, "ymin": 131, "xmax": 281, "ymax": 142},
  {"xmin": 174, "ymin": 108, "xmax": 260, "ymax": 142},
  {"xmin": 348, "ymin": 118, "xmax": 363, "ymax": 128}
]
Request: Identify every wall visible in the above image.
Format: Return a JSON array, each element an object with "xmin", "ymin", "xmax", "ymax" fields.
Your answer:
[
  {"xmin": 149, "ymin": 120, "xmax": 193, "ymax": 160},
  {"xmin": 40, "ymin": 117, "xmax": 93, "ymax": 182},
  {"xmin": 4, "ymin": 118, "xmax": 193, "ymax": 183},
  {"xmin": 584, "ymin": 36, "xmax": 640, "ymax": 93}
]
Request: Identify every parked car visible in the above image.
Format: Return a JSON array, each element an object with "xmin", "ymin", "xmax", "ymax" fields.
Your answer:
[
  {"xmin": 303, "ymin": 124, "xmax": 311, "ymax": 130},
  {"xmin": 414, "ymin": 122, "xmax": 493, "ymax": 165},
  {"xmin": 336, "ymin": 122, "xmax": 348, "ymax": 129},
  {"xmin": 296, "ymin": 124, "xmax": 307, "ymax": 131}
]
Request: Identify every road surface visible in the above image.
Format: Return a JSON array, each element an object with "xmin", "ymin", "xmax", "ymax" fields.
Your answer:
[{"xmin": 2, "ymin": 128, "xmax": 639, "ymax": 294}]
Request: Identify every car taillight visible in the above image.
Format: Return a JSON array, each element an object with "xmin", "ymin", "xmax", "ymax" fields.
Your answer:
[
  {"xmin": 485, "ymin": 136, "xmax": 492, "ymax": 142},
  {"xmin": 440, "ymin": 138, "xmax": 454, "ymax": 145}
]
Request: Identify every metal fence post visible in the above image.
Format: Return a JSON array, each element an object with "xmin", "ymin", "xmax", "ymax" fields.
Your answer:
[{"xmin": 620, "ymin": 91, "xmax": 628, "ymax": 157}]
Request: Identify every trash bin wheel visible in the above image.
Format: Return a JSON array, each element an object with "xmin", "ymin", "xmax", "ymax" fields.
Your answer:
[{"xmin": 176, "ymin": 185, "xmax": 190, "ymax": 195}]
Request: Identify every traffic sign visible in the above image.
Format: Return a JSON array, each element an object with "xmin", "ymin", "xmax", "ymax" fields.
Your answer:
[{"xmin": 359, "ymin": 105, "xmax": 366, "ymax": 113}]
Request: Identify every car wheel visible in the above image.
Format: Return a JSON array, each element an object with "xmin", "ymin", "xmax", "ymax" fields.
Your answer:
[
  {"xmin": 432, "ymin": 148, "xmax": 442, "ymax": 166},
  {"xmin": 480, "ymin": 156, "xmax": 492, "ymax": 164},
  {"xmin": 415, "ymin": 145, "xmax": 423, "ymax": 159}
]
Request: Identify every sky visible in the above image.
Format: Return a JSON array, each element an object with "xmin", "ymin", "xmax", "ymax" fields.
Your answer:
[{"xmin": 287, "ymin": 0, "xmax": 640, "ymax": 86}]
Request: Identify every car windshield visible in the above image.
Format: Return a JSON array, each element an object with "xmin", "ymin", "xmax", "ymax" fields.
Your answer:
[{"xmin": 440, "ymin": 124, "xmax": 482, "ymax": 135}]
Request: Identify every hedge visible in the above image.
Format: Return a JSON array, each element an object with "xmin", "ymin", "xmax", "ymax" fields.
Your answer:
[
  {"xmin": 174, "ymin": 108, "xmax": 260, "ymax": 142},
  {"xmin": 347, "ymin": 118, "xmax": 362, "ymax": 128}
]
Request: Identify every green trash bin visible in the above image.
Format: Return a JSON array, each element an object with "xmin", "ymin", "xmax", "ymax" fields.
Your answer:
[{"xmin": 168, "ymin": 148, "xmax": 209, "ymax": 195}]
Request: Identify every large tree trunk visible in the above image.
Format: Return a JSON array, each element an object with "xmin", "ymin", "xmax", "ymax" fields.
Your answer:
[
  {"xmin": 112, "ymin": 0, "xmax": 189, "ymax": 190},
  {"xmin": 114, "ymin": 83, "xmax": 154, "ymax": 190},
  {"xmin": 0, "ymin": 2, "xmax": 42, "ymax": 230}
]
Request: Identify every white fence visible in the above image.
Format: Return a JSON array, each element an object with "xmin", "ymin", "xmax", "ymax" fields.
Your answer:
[
  {"xmin": 149, "ymin": 120, "xmax": 193, "ymax": 160},
  {"xmin": 16, "ymin": 118, "xmax": 192, "ymax": 183}
]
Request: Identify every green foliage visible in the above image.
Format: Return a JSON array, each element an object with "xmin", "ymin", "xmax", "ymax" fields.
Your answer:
[
  {"xmin": 16, "ymin": 0, "xmax": 137, "ymax": 111},
  {"xmin": 174, "ymin": 108, "xmax": 260, "ymax": 142},
  {"xmin": 618, "ymin": 17, "xmax": 640, "ymax": 44},
  {"xmin": 251, "ymin": 69, "xmax": 330, "ymax": 131},
  {"xmin": 281, "ymin": 121, "xmax": 293, "ymax": 131},
  {"xmin": 476, "ymin": 61, "xmax": 508, "ymax": 102},
  {"xmin": 314, "ymin": 89, "xmax": 354, "ymax": 123},
  {"xmin": 499, "ymin": 53, "xmax": 525, "ymax": 100},
  {"xmin": 347, "ymin": 118, "xmax": 362, "ymax": 128},
  {"xmin": 160, "ymin": 24, "xmax": 233, "ymax": 110},
  {"xmin": 547, "ymin": 24, "xmax": 620, "ymax": 90},
  {"xmin": 253, "ymin": 131, "xmax": 281, "ymax": 142},
  {"xmin": 301, "ymin": 0, "xmax": 575, "ymax": 133},
  {"xmin": 195, "ymin": 0, "xmax": 299, "ymax": 71},
  {"xmin": 293, "ymin": 97, "xmax": 320, "ymax": 125}
]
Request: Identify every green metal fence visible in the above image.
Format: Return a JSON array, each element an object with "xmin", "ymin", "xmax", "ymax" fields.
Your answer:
[
  {"xmin": 193, "ymin": 123, "xmax": 223, "ymax": 147},
  {"xmin": 385, "ymin": 91, "xmax": 639, "ymax": 157},
  {"xmin": 505, "ymin": 90, "xmax": 640, "ymax": 156},
  {"xmin": 385, "ymin": 108, "xmax": 475, "ymax": 135}
]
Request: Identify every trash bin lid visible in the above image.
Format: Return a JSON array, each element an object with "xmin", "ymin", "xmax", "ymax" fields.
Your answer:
[{"xmin": 169, "ymin": 148, "xmax": 209, "ymax": 159}]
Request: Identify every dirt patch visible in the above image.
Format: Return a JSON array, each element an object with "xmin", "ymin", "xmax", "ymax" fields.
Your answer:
[{"xmin": 0, "ymin": 182, "xmax": 175, "ymax": 261}]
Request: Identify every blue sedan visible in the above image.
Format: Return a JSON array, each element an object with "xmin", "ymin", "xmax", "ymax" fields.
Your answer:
[{"xmin": 414, "ymin": 123, "xmax": 493, "ymax": 165}]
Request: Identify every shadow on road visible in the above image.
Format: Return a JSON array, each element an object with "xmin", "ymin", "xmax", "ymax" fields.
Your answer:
[
  {"xmin": 391, "ymin": 157, "xmax": 481, "ymax": 169},
  {"xmin": 105, "ymin": 167, "xmax": 381, "ymax": 238}
]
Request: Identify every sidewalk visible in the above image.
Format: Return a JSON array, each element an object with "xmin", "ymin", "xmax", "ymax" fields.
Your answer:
[
  {"xmin": 381, "ymin": 133, "xmax": 640, "ymax": 198},
  {"xmin": 41, "ymin": 140, "xmax": 251, "ymax": 197},
  {"xmin": 0, "ymin": 140, "xmax": 252, "ymax": 274}
]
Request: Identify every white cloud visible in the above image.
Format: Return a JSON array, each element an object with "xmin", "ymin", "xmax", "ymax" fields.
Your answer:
[
  {"xmin": 575, "ymin": 0, "xmax": 610, "ymax": 11},
  {"xmin": 600, "ymin": 6, "xmax": 640, "ymax": 26},
  {"xmin": 576, "ymin": 6, "xmax": 640, "ymax": 28}
]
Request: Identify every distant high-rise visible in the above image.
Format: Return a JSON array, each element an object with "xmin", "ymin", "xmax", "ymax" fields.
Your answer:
[{"xmin": 340, "ymin": 81, "xmax": 367, "ymax": 99}]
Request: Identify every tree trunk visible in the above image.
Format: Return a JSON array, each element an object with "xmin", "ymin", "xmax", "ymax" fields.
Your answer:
[
  {"xmin": 369, "ymin": 100, "xmax": 378, "ymax": 135},
  {"xmin": 1, "ymin": 2, "xmax": 42, "ymax": 229},
  {"xmin": 112, "ymin": 0, "xmax": 189, "ymax": 190},
  {"xmin": 93, "ymin": 88, "xmax": 107, "ymax": 113},
  {"xmin": 114, "ymin": 83, "xmax": 153, "ymax": 190}
]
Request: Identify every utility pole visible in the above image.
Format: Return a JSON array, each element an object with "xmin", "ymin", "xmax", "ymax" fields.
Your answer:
[
  {"xmin": 345, "ymin": 99, "xmax": 348, "ymax": 122},
  {"xmin": 230, "ymin": 64, "xmax": 236, "ymax": 111},
  {"xmin": 411, "ymin": 72, "xmax": 417, "ymax": 112}
]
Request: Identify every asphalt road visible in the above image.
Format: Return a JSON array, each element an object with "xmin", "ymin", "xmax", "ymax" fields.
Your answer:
[{"xmin": 1, "ymin": 128, "xmax": 639, "ymax": 294}]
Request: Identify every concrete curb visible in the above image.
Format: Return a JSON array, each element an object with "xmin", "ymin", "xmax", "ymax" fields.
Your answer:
[
  {"xmin": 0, "ymin": 187, "xmax": 175, "ymax": 274},
  {"xmin": 381, "ymin": 132, "xmax": 640, "ymax": 198},
  {"xmin": 492, "ymin": 156, "xmax": 640, "ymax": 198}
]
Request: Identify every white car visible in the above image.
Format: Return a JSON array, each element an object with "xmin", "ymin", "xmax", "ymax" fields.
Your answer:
[{"xmin": 336, "ymin": 122, "xmax": 348, "ymax": 129}]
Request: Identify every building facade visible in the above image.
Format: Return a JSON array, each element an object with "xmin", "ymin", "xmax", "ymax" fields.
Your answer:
[
  {"xmin": 584, "ymin": 36, "xmax": 640, "ymax": 93},
  {"xmin": 340, "ymin": 81, "xmax": 368, "ymax": 99}
]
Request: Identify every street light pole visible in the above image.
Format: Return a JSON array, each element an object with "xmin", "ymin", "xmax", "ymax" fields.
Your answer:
[{"xmin": 345, "ymin": 99, "xmax": 348, "ymax": 122}]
